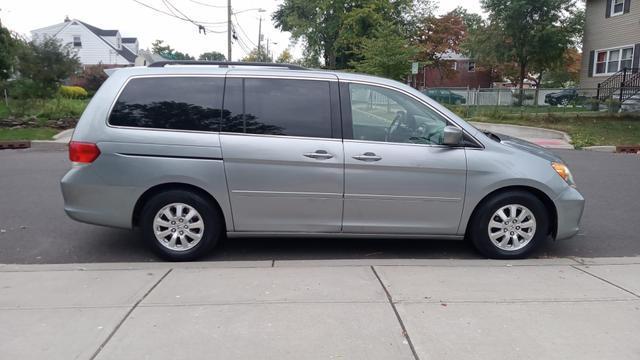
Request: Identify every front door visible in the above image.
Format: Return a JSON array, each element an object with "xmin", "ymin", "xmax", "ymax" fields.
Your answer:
[
  {"xmin": 220, "ymin": 76, "xmax": 344, "ymax": 232},
  {"xmin": 342, "ymin": 82, "xmax": 467, "ymax": 234}
]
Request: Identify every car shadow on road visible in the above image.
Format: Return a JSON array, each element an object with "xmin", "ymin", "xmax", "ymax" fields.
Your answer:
[{"xmin": 72, "ymin": 227, "xmax": 570, "ymax": 263}]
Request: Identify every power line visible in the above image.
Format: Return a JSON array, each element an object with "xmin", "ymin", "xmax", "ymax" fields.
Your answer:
[
  {"xmin": 132, "ymin": 0, "xmax": 227, "ymax": 26},
  {"xmin": 188, "ymin": 0, "xmax": 226, "ymax": 8},
  {"xmin": 233, "ymin": 14, "xmax": 257, "ymax": 48},
  {"xmin": 189, "ymin": 0, "xmax": 263, "ymax": 15}
]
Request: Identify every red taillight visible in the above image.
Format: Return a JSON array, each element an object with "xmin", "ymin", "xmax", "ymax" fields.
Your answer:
[{"xmin": 69, "ymin": 141, "xmax": 101, "ymax": 163}]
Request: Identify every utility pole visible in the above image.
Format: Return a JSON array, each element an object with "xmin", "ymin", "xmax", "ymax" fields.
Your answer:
[
  {"xmin": 227, "ymin": 0, "xmax": 232, "ymax": 61},
  {"xmin": 257, "ymin": 16, "xmax": 262, "ymax": 62},
  {"xmin": 266, "ymin": 39, "xmax": 269, "ymax": 62}
]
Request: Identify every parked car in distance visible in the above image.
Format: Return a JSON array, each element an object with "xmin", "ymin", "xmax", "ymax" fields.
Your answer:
[
  {"xmin": 61, "ymin": 61, "xmax": 584, "ymax": 261},
  {"xmin": 423, "ymin": 89, "xmax": 467, "ymax": 105},
  {"xmin": 544, "ymin": 89, "xmax": 585, "ymax": 106}
]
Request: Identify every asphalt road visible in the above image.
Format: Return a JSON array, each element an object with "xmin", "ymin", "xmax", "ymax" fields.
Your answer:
[{"xmin": 0, "ymin": 148, "xmax": 638, "ymax": 264}]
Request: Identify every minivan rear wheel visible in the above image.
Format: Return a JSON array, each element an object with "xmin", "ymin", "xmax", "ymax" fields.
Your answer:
[
  {"xmin": 468, "ymin": 191, "xmax": 549, "ymax": 259},
  {"xmin": 140, "ymin": 190, "xmax": 222, "ymax": 261}
]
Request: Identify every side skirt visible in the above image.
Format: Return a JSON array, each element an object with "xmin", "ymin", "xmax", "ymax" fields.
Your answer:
[{"xmin": 226, "ymin": 232, "xmax": 464, "ymax": 240}]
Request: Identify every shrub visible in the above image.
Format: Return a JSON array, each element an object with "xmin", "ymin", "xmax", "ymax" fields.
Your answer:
[
  {"xmin": 511, "ymin": 92, "xmax": 535, "ymax": 105},
  {"xmin": 76, "ymin": 64, "xmax": 108, "ymax": 92},
  {"xmin": 59, "ymin": 85, "xmax": 88, "ymax": 99}
]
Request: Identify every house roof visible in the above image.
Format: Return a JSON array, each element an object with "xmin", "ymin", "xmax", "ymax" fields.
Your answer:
[
  {"xmin": 31, "ymin": 19, "xmax": 138, "ymax": 64},
  {"xmin": 439, "ymin": 51, "xmax": 471, "ymax": 61},
  {"xmin": 75, "ymin": 20, "xmax": 137, "ymax": 63},
  {"xmin": 118, "ymin": 46, "xmax": 138, "ymax": 62},
  {"xmin": 78, "ymin": 21, "xmax": 119, "ymax": 37}
]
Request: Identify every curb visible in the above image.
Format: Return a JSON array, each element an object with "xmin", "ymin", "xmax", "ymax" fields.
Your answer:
[
  {"xmin": 1, "ymin": 256, "xmax": 639, "ymax": 272},
  {"xmin": 583, "ymin": 145, "xmax": 616, "ymax": 153}
]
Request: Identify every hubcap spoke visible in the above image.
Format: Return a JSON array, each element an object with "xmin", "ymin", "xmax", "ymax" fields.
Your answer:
[
  {"xmin": 154, "ymin": 202, "xmax": 205, "ymax": 252},
  {"xmin": 496, "ymin": 209, "xmax": 508, "ymax": 221}
]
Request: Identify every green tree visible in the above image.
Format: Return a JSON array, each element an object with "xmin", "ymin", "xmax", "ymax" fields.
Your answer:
[
  {"xmin": 275, "ymin": 49, "xmax": 294, "ymax": 63},
  {"xmin": 198, "ymin": 51, "xmax": 226, "ymax": 61},
  {"xmin": 541, "ymin": 47, "xmax": 581, "ymax": 88},
  {"xmin": 241, "ymin": 46, "xmax": 272, "ymax": 63},
  {"xmin": 351, "ymin": 25, "xmax": 416, "ymax": 81},
  {"xmin": 12, "ymin": 37, "xmax": 79, "ymax": 98},
  {"xmin": 472, "ymin": 0, "xmax": 583, "ymax": 103},
  {"xmin": 273, "ymin": 0, "xmax": 418, "ymax": 69},
  {"xmin": 151, "ymin": 40, "xmax": 195, "ymax": 60},
  {"xmin": 151, "ymin": 39, "xmax": 173, "ymax": 57},
  {"xmin": 449, "ymin": 6, "xmax": 484, "ymax": 33},
  {"xmin": 0, "ymin": 20, "xmax": 19, "ymax": 81}
]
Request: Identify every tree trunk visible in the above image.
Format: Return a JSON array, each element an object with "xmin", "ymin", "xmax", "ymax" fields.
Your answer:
[
  {"xmin": 534, "ymin": 72, "xmax": 543, "ymax": 106},
  {"xmin": 518, "ymin": 63, "xmax": 526, "ymax": 107}
]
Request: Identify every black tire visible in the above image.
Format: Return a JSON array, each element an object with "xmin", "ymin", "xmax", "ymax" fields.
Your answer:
[
  {"xmin": 140, "ymin": 190, "xmax": 223, "ymax": 261},
  {"xmin": 468, "ymin": 191, "xmax": 549, "ymax": 259}
]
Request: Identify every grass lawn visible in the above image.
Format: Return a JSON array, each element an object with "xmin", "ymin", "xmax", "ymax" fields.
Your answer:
[
  {"xmin": 448, "ymin": 104, "xmax": 591, "ymax": 117},
  {"xmin": 471, "ymin": 112, "xmax": 640, "ymax": 148},
  {"xmin": 0, "ymin": 98, "xmax": 88, "ymax": 121},
  {"xmin": 0, "ymin": 127, "xmax": 59, "ymax": 141}
]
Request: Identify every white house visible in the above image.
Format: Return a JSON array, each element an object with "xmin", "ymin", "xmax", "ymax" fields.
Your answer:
[{"xmin": 31, "ymin": 18, "xmax": 138, "ymax": 66}]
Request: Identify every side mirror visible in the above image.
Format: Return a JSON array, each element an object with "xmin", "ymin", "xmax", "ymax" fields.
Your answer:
[{"xmin": 443, "ymin": 126, "xmax": 463, "ymax": 146}]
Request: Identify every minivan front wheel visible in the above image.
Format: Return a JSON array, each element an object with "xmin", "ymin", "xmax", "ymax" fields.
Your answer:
[
  {"xmin": 140, "ymin": 190, "xmax": 222, "ymax": 261},
  {"xmin": 469, "ymin": 191, "xmax": 549, "ymax": 259}
]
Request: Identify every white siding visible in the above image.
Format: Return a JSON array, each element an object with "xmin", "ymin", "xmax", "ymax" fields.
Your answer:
[
  {"xmin": 580, "ymin": 0, "xmax": 640, "ymax": 88},
  {"xmin": 32, "ymin": 21, "xmax": 130, "ymax": 65},
  {"xmin": 103, "ymin": 33, "xmax": 122, "ymax": 50}
]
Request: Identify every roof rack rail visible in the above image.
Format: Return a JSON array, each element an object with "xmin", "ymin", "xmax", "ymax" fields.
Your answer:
[{"xmin": 148, "ymin": 60, "xmax": 306, "ymax": 70}]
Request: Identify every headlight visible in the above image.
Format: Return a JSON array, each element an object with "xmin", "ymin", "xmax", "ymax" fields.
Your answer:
[{"xmin": 551, "ymin": 162, "xmax": 575, "ymax": 187}]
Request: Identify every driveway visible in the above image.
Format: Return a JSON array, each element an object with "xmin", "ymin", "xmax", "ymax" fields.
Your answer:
[{"xmin": 0, "ymin": 148, "xmax": 638, "ymax": 263}]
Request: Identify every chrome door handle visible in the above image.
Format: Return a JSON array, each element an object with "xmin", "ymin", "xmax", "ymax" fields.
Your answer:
[
  {"xmin": 303, "ymin": 150, "xmax": 334, "ymax": 160},
  {"xmin": 352, "ymin": 152, "xmax": 382, "ymax": 161}
]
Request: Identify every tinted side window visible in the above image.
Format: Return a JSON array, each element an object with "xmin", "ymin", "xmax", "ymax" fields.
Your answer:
[
  {"xmin": 222, "ymin": 78, "xmax": 332, "ymax": 138},
  {"xmin": 109, "ymin": 77, "xmax": 223, "ymax": 131}
]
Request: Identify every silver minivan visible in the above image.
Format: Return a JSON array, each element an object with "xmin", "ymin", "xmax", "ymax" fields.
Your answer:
[{"xmin": 61, "ymin": 61, "xmax": 585, "ymax": 261}]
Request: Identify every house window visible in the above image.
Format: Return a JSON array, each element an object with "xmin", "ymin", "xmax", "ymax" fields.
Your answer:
[
  {"xmin": 73, "ymin": 35, "xmax": 82, "ymax": 48},
  {"xmin": 611, "ymin": 0, "xmax": 624, "ymax": 16},
  {"xmin": 451, "ymin": 61, "xmax": 458, "ymax": 71},
  {"xmin": 468, "ymin": 61, "xmax": 476, "ymax": 72},
  {"xmin": 595, "ymin": 46, "xmax": 634, "ymax": 75}
]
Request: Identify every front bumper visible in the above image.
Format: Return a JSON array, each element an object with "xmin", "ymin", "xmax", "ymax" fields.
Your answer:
[{"xmin": 554, "ymin": 186, "xmax": 585, "ymax": 240}]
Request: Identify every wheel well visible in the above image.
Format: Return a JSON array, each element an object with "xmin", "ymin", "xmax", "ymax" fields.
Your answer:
[
  {"xmin": 466, "ymin": 186, "xmax": 557, "ymax": 239},
  {"xmin": 132, "ymin": 183, "xmax": 225, "ymax": 229}
]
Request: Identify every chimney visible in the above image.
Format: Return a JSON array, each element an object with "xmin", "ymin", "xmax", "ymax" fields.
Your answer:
[{"xmin": 64, "ymin": 16, "xmax": 71, "ymax": 22}]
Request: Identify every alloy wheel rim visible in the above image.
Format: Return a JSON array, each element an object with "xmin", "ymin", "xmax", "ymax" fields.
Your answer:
[
  {"xmin": 487, "ymin": 204, "xmax": 536, "ymax": 251},
  {"xmin": 153, "ymin": 203, "xmax": 204, "ymax": 251}
]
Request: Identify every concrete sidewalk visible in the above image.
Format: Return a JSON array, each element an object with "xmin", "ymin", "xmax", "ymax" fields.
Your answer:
[
  {"xmin": 2, "ymin": 257, "xmax": 639, "ymax": 360},
  {"xmin": 471, "ymin": 121, "xmax": 574, "ymax": 149}
]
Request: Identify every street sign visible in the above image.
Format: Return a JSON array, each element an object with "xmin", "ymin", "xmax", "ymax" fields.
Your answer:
[{"xmin": 411, "ymin": 62, "xmax": 419, "ymax": 74}]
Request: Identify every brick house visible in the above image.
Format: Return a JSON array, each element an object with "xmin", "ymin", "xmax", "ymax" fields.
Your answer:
[{"xmin": 409, "ymin": 52, "xmax": 493, "ymax": 89}]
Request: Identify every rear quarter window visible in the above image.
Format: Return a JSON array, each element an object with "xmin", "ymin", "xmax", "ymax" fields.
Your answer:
[
  {"xmin": 108, "ymin": 77, "xmax": 224, "ymax": 131},
  {"xmin": 221, "ymin": 78, "xmax": 332, "ymax": 138}
]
